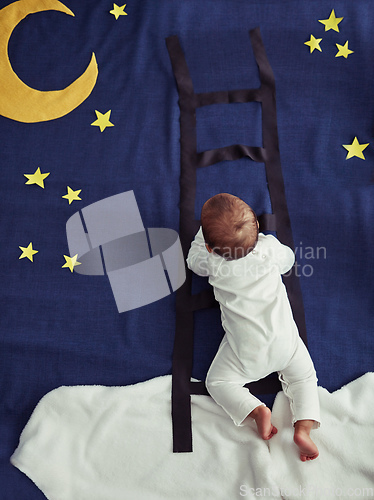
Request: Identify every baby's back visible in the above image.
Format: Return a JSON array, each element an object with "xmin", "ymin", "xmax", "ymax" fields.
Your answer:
[{"xmin": 208, "ymin": 234, "xmax": 299, "ymax": 374}]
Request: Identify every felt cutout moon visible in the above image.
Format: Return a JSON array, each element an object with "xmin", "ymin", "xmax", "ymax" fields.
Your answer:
[{"xmin": 0, "ymin": 0, "xmax": 98, "ymax": 123}]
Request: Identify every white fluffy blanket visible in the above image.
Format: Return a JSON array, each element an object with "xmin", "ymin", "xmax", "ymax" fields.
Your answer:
[{"xmin": 11, "ymin": 373, "xmax": 374, "ymax": 500}]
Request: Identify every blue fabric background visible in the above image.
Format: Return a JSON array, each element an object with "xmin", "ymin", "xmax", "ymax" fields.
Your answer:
[{"xmin": 0, "ymin": 0, "xmax": 373, "ymax": 498}]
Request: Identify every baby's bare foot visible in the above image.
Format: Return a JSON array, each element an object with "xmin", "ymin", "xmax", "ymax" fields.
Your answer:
[
  {"xmin": 294, "ymin": 421, "xmax": 319, "ymax": 462},
  {"xmin": 249, "ymin": 406, "xmax": 278, "ymax": 440}
]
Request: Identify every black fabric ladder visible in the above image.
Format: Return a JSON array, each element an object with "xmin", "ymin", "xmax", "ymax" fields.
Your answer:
[{"xmin": 166, "ymin": 27, "xmax": 308, "ymax": 453}]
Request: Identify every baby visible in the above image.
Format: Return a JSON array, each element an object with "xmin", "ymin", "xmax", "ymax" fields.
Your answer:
[{"xmin": 187, "ymin": 193, "xmax": 320, "ymax": 461}]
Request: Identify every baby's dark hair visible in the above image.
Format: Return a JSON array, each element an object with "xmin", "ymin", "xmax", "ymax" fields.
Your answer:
[{"xmin": 201, "ymin": 193, "xmax": 259, "ymax": 260}]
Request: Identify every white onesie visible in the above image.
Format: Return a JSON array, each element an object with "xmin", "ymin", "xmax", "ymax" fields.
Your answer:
[{"xmin": 187, "ymin": 228, "xmax": 320, "ymax": 427}]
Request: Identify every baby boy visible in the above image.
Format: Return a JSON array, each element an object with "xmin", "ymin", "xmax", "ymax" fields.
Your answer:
[{"xmin": 187, "ymin": 193, "xmax": 320, "ymax": 461}]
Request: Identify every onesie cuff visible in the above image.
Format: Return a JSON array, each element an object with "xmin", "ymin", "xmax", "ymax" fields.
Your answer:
[{"xmin": 236, "ymin": 402, "xmax": 266, "ymax": 427}]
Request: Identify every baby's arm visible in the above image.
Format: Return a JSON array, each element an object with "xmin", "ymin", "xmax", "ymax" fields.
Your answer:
[
  {"xmin": 265, "ymin": 234, "xmax": 295, "ymax": 274},
  {"xmin": 186, "ymin": 227, "xmax": 210, "ymax": 276}
]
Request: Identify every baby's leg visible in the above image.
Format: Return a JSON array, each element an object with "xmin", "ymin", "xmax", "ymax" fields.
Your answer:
[
  {"xmin": 293, "ymin": 420, "xmax": 319, "ymax": 461},
  {"xmin": 245, "ymin": 405, "xmax": 278, "ymax": 440},
  {"xmin": 206, "ymin": 337, "xmax": 277, "ymax": 439},
  {"xmin": 278, "ymin": 338, "xmax": 320, "ymax": 461}
]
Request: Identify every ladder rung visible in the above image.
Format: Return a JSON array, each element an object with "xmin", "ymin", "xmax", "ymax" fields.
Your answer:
[
  {"xmin": 190, "ymin": 381, "xmax": 209, "ymax": 395},
  {"xmin": 195, "ymin": 88, "xmax": 261, "ymax": 107},
  {"xmin": 197, "ymin": 145, "xmax": 265, "ymax": 167},
  {"xmin": 190, "ymin": 289, "xmax": 217, "ymax": 310},
  {"xmin": 258, "ymin": 213, "xmax": 276, "ymax": 232}
]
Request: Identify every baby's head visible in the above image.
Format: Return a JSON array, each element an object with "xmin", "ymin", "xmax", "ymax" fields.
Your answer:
[{"xmin": 201, "ymin": 193, "xmax": 259, "ymax": 260}]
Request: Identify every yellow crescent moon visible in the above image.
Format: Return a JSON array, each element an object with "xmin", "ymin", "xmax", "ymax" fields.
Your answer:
[{"xmin": 0, "ymin": 0, "xmax": 98, "ymax": 123}]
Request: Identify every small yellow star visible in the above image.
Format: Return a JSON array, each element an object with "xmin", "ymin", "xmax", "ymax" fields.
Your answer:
[
  {"xmin": 342, "ymin": 137, "xmax": 369, "ymax": 160},
  {"xmin": 110, "ymin": 3, "xmax": 128, "ymax": 20},
  {"xmin": 304, "ymin": 35, "xmax": 322, "ymax": 53},
  {"xmin": 91, "ymin": 110, "xmax": 115, "ymax": 132},
  {"xmin": 24, "ymin": 167, "xmax": 50, "ymax": 189},
  {"xmin": 19, "ymin": 242, "xmax": 38, "ymax": 262},
  {"xmin": 335, "ymin": 41, "xmax": 354, "ymax": 59},
  {"xmin": 62, "ymin": 186, "xmax": 82, "ymax": 204},
  {"xmin": 318, "ymin": 9, "xmax": 343, "ymax": 32},
  {"xmin": 62, "ymin": 254, "xmax": 82, "ymax": 272}
]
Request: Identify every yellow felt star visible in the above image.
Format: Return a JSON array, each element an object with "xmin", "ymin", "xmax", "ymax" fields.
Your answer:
[
  {"xmin": 62, "ymin": 254, "xmax": 82, "ymax": 272},
  {"xmin": 304, "ymin": 35, "xmax": 322, "ymax": 53},
  {"xmin": 335, "ymin": 41, "xmax": 354, "ymax": 58},
  {"xmin": 62, "ymin": 186, "xmax": 82, "ymax": 204},
  {"xmin": 343, "ymin": 137, "xmax": 369, "ymax": 160},
  {"xmin": 110, "ymin": 3, "xmax": 128, "ymax": 20},
  {"xmin": 24, "ymin": 167, "xmax": 50, "ymax": 189},
  {"xmin": 19, "ymin": 242, "xmax": 38, "ymax": 262},
  {"xmin": 318, "ymin": 9, "xmax": 343, "ymax": 32},
  {"xmin": 91, "ymin": 110, "xmax": 115, "ymax": 132}
]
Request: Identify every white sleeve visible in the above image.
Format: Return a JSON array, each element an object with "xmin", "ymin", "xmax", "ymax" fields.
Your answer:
[
  {"xmin": 265, "ymin": 234, "xmax": 295, "ymax": 274},
  {"xmin": 186, "ymin": 227, "xmax": 210, "ymax": 277}
]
